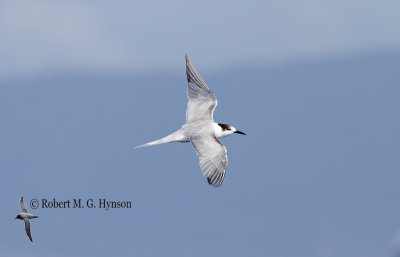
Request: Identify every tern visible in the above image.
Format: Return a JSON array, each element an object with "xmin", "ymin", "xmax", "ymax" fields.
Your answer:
[
  {"xmin": 15, "ymin": 196, "xmax": 39, "ymax": 243},
  {"xmin": 135, "ymin": 54, "xmax": 246, "ymax": 187}
]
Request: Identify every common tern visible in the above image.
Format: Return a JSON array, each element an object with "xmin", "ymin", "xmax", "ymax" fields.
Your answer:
[
  {"xmin": 15, "ymin": 196, "xmax": 39, "ymax": 243},
  {"xmin": 135, "ymin": 54, "xmax": 246, "ymax": 187}
]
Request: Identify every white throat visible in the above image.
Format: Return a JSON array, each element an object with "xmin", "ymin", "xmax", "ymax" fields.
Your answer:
[{"xmin": 213, "ymin": 123, "xmax": 234, "ymax": 138}]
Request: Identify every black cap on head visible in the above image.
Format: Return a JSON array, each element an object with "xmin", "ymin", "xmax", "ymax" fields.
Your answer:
[{"xmin": 217, "ymin": 123, "xmax": 231, "ymax": 131}]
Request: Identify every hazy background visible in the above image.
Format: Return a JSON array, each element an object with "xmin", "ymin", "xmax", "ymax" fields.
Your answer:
[{"xmin": 1, "ymin": 1, "xmax": 400, "ymax": 256}]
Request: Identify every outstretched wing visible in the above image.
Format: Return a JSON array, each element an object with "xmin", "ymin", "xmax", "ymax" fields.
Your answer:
[
  {"xmin": 24, "ymin": 218, "xmax": 33, "ymax": 243},
  {"xmin": 185, "ymin": 54, "xmax": 217, "ymax": 123},
  {"xmin": 190, "ymin": 135, "xmax": 228, "ymax": 187},
  {"xmin": 20, "ymin": 196, "xmax": 28, "ymax": 213}
]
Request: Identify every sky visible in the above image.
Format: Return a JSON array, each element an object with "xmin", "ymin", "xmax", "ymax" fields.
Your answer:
[
  {"xmin": 1, "ymin": 1, "xmax": 400, "ymax": 257},
  {"xmin": 1, "ymin": 0, "xmax": 400, "ymax": 79}
]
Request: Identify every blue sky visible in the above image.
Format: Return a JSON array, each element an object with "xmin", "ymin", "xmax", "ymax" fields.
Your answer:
[
  {"xmin": 1, "ymin": 1, "xmax": 400, "ymax": 257},
  {"xmin": 1, "ymin": 0, "xmax": 400, "ymax": 79}
]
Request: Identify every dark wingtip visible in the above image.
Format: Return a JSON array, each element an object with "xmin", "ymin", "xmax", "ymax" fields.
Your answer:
[
  {"xmin": 185, "ymin": 54, "xmax": 190, "ymax": 82},
  {"xmin": 207, "ymin": 177, "xmax": 222, "ymax": 187}
]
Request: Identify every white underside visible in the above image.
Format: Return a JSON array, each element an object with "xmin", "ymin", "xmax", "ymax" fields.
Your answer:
[{"xmin": 134, "ymin": 122, "xmax": 231, "ymax": 149}]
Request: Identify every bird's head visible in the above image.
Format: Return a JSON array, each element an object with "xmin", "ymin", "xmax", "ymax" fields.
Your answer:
[
  {"xmin": 217, "ymin": 123, "xmax": 246, "ymax": 138},
  {"xmin": 14, "ymin": 214, "xmax": 21, "ymax": 220}
]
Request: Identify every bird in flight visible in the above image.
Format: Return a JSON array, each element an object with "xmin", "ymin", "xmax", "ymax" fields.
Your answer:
[
  {"xmin": 14, "ymin": 196, "xmax": 39, "ymax": 243},
  {"xmin": 135, "ymin": 54, "xmax": 246, "ymax": 187}
]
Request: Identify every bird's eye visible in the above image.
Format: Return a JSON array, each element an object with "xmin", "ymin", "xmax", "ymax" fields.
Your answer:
[{"xmin": 227, "ymin": 128, "xmax": 231, "ymax": 130}]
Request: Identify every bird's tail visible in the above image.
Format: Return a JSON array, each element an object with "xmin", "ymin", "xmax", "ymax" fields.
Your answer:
[
  {"xmin": 31, "ymin": 215, "xmax": 39, "ymax": 219},
  {"xmin": 134, "ymin": 138, "xmax": 166, "ymax": 149},
  {"xmin": 134, "ymin": 130, "xmax": 186, "ymax": 149}
]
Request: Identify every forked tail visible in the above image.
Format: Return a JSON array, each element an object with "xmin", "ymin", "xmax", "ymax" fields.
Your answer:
[
  {"xmin": 134, "ymin": 130, "xmax": 187, "ymax": 149},
  {"xmin": 134, "ymin": 138, "xmax": 166, "ymax": 149}
]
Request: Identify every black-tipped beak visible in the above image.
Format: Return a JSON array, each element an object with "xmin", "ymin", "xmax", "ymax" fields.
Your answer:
[{"xmin": 234, "ymin": 130, "xmax": 246, "ymax": 135}]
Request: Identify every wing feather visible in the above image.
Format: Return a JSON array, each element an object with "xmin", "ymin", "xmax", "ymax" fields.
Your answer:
[
  {"xmin": 24, "ymin": 218, "xmax": 33, "ymax": 242},
  {"xmin": 185, "ymin": 54, "xmax": 217, "ymax": 123},
  {"xmin": 20, "ymin": 196, "xmax": 28, "ymax": 213},
  {"xmin": 190, "ymin": 135, "xmax": 227, "ymax": 187}
]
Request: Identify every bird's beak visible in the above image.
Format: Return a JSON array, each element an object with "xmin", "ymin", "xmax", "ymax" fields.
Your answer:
[{"xmin": 234, "ymin": 130, "xmax": 246, "ymax": 135}]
